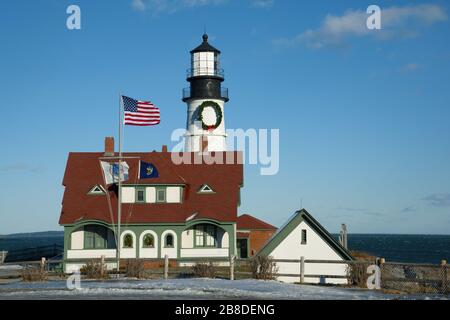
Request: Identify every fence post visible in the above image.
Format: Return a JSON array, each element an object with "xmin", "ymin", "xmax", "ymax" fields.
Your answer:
[
  {"xmin": 441, "ymin": 260, "xmax": 447, "ymax": 294},
  {"xmin": 378, "ymin": 258, "xmax": 385, "ymax": 289},
  {"xmin": 40, "ymin": 257, "xmax": 46, "ymax": 273},
  {"xmin": 100, "ymin": 255, "xmax": 105, "ymax": 278},
  {"xmin": 0, "ymin": 251, "xmax": 7, "ymax": 264},
  {"xmin": 300, "ymin": 256, "xmax": 305, "ymax": 284},
  {"xmin": 164, "ymin": 254, "xmax": 169, "ymax": 280},
  {"xmin": 230, "ymin": 255, "xmax": 235, "ymax": 281}
]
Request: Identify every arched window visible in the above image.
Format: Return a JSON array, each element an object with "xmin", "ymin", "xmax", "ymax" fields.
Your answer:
[
  {"xmin": 195, "ymin": 224, "xmax": 217, "ymax": 247},
  {"xmin": 165, "ymin": 234, "xmax": 174, "ymax": 248},
  {"xmin": 84, "ymin": 225, "xmax": 109, "ymax": 249},
  {"xmin": 143, "ymin": 234, "xmax": 155, "ymax": 248},
  {"xmin": 123, "ymin": 233, "xmax": 133, "ymax": 248}
]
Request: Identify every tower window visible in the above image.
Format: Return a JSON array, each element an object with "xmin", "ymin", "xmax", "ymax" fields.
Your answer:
[{"xmin": 301, "ymin": 229, "xmax": 307, "ymax": 245}]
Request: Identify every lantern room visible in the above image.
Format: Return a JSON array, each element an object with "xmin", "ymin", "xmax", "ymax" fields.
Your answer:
[{"xmin": 188, "ymin": 34, "xmax": 223, "ymax": 79}]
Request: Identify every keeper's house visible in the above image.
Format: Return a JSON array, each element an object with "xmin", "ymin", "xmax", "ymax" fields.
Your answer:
[{"xmin": 60, "ymin": 141, "xmax": 245, "ymax": 272}]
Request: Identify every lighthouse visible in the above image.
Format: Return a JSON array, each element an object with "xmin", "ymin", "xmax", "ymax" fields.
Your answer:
[{"xmin": 182, "ymin": 34, "xmax": 229, "ymax": 152}]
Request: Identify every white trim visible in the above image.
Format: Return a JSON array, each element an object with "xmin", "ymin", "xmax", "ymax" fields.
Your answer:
[
  {"xmin": 87, "ymin": 185, "xmax": 106, "ymax": 195},
  {"xmin": 67, "ymin": 249, "xmax": 116, "ymax": 259},
  {"xmin": 180, "ymin": 248, "xmax": 229, "ymax": 258},
  {"xmin": 198, "ymin": 184, "xmax": 215, "ymax": 193}
]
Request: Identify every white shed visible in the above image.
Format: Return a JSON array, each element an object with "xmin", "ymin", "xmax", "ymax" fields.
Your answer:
[{"xmin": 257, "ymin": 209, "xmax": 353, "ymax": 284}]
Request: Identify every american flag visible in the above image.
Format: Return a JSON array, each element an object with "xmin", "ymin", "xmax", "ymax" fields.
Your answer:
[{"xmin": 122, "ymin": 95, "xmax": 160, "ymax": 126}]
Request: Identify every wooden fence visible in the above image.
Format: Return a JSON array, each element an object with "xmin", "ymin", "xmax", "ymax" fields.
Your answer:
[
  {"xmin": 1, "ymin": 255, "xmax": 448, "ymax": 294},
  {"xmin": 0, "ymin": 255, "xmax": 351, "ymax": 283}
]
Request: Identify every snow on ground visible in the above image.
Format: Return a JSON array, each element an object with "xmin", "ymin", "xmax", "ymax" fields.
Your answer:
[
  {"xmin": 0, "ymin": 278, "xmax": 448, "ymax": 300},
  {"xmin": 0, "ymin": 265, "xmax": 23, "ymax": 270},
  {"xmin": 0, "ymin": 265, "xmax": 23, "ymax": 279}
]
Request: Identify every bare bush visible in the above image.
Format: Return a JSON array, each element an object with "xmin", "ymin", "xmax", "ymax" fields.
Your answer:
[
  {"xmin": 80, "ymin": 260, "xmax": 108, "ymax": 279},
  {"xmin": 126, "ymin": 259, "xmax": 145, "ymax": 279},
  {"xmin": 251, "ymin": 256, "xmax": 278, "ymax": 280},
  {"xmin": 21, "ymin": 267, "xmax": 47, "ymax": 282},
  {"xmin": 192, "ymin": 261, "xmax": 216, "ymax": 278},
  {"xmin": 346, "ymin": 262, "xmax": 371, "ymax": 287}
]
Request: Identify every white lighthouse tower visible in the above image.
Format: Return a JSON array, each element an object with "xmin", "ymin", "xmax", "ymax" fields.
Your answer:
[{"xmin": 182, "ymin": 34, "xmax": 229, "ymax": 152}]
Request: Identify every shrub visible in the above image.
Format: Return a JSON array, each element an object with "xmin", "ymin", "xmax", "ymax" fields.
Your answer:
[
  {"xmin": 346, "ymin": 252, "xmax": 377, "ymax": 287},
  {"xmin": 126, "ymin": 259, "xmax": 145, "ymax": 279},
  {"xmin": 192, "ymin": 261, "xmax": 216, "ymax": 278},
  {"xmin": 346, "ymin": 262, "xmax": 371, "ymax": 287},
  {"xmin": 250, "ymin": 256, "xmax": 278, "ymax": 280},
  {"xmin": 21, "ymin": 267, "xmax": 47, "ymax": 282},
  {"xmin": 80, "ymin": 260, "xmax": 108, "ymax": 279}
]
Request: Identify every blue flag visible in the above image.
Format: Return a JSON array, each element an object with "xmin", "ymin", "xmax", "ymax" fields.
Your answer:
[{"xmin": 139, "ymin": 161, "xmax": 159, "ymax": 179}]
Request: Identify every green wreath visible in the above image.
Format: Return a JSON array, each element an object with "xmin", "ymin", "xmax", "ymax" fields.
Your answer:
[{"xmin": 197, "ymin": 101, "xmax": 223, "ymax": 131}]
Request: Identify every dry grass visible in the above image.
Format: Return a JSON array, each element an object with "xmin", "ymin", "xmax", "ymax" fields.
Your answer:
[
  {"xmin": 125, "ymin": 259, "xmax": 146, "ymax": 279},
  {"xmin": 80, "ymin": 260, "xmax": 108, "ymax": 279},
  {"xmin": 21, "ymin": 267, "xmax": 47, "ymax": 282},
  {"xmin": 192, "ymin": 262, "xmax": 217, "ymax": 278}
]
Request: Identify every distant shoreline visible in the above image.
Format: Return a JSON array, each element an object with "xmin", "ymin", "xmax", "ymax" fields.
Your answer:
[
  {"xmin": 0, "ymin": 231, "xmax": 64, "ymax": 239},
  {"xmin": 1, "ymin": 231, "xmax": 450, "ymax": 238}
]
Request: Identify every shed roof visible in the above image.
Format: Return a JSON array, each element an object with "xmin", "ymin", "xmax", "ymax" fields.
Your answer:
[{"xmin": 257, "ymin": 209, "xmax": 353, "ymax": 260}]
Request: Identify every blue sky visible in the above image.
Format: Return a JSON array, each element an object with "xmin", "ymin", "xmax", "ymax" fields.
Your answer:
[{"xmin": 1, "ymin": 0, "xmax": 450, "ymax": 234}]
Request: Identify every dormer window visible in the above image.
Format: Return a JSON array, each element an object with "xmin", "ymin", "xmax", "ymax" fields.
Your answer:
[
  {"xmin": 198, "ymin": 184, "xmax": 215, "ymax": 194},
  {"xmin": 136, "ymin": 188, "xmax": 145, "ymax": 203},
  {"xmin": 156, "ymin": 188, "xmax": 166, "ymax": 203},
  {"xmin": 87, "ymin": 185, "xmax": 106, "ymax": 196}
]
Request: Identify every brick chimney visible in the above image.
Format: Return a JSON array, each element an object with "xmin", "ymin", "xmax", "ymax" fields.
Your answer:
[
  {"xmin": 161, "ymin": 145, "xmax": 168, "ymax": 153},
  {"xmin": 104, "ymin": 137, "xmax": 114, "ymax": 156}
]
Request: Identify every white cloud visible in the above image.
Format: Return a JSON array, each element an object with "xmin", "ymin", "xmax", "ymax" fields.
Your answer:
[
  {"xmin": 251, "ymin": 0, "xmax": 274, "ymax": 9},
  {"xmin": 274, "ymin": 4, "xmax": 447, "ymax": 49},
  {"xmin": 132, "ymin": 0, "xmax": 147, "ymax": 11},
  {"xmin": 132, "ymin": 0, "xmax": 227, "ymax": 13}
]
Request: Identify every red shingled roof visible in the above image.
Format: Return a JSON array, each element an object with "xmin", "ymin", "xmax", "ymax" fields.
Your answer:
[
  {"xmin": 59, "ymin": 151, "xmax": 243, "ymax": 225},
  {"xmin": 237, "ymin": 214, "xmax": 277, "ymax": 230}
]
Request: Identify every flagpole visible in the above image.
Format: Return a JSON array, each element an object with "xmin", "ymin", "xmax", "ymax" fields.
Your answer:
[{"xmin": 117, "ymin": 93, "xmax": 123, "ymax": 276}]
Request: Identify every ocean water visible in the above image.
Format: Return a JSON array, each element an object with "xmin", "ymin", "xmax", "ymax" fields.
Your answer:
[
  {"xmin": 334, "ymin": 234, "xmax": 450, "ymax": 264},
  {"xmin": 0, "ymin": 236, "xmax": 63, "ymax": 252},
  {"xmin": 1, "ymin": 233, "xmax": 449, "ymax": 264}
]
